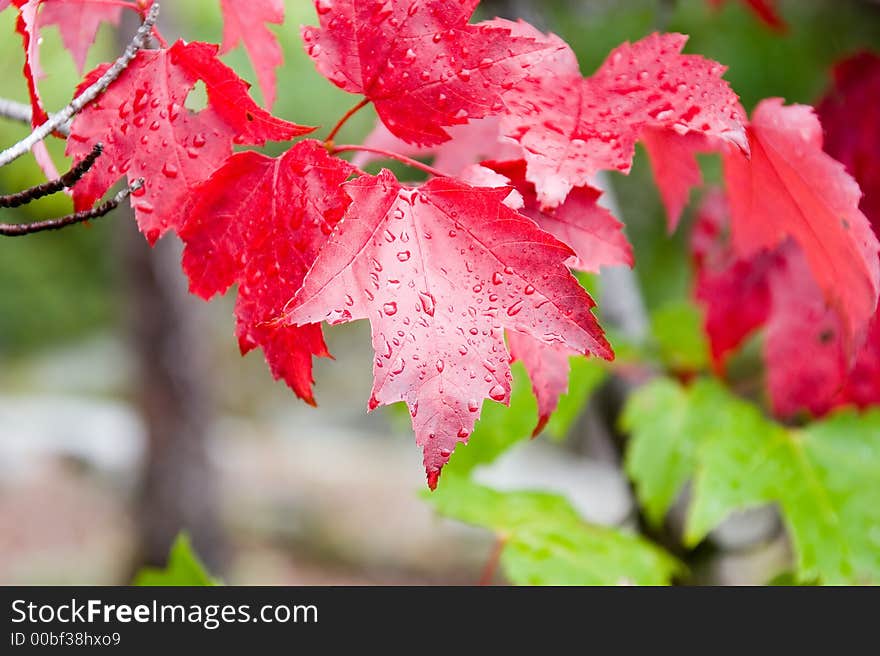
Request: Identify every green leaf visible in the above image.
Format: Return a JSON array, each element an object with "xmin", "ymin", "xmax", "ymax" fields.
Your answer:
[
  {"xmin": 133, "ymin": 534, "xmax": 220, "ymax": 586},
  {"xmin": 427, "ymin": 475, "xmax": 681, "ymax": 585},
  {"xmin": 623, "ymin": 377, "xmax": 880, "ymax": 584},
  {"xmin": 650, "ymin": 300, "xmax": 711, "ymax": 372},
  {"xmin": 766, "ymin": 571, "xmax": 817, "ymax": 586},
  {"xmin": 620, "ymin": 378, "xmax": 696, "ymax": 526}
]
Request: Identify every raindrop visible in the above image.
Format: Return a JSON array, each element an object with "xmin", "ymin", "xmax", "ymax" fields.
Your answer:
[
  {"xmin": 383, "ymin": 302, "xmax": 398, "ymax": 316},
  {"xmin": 418, "ymin": 291, "xmax": 436, "ymax": 317}
]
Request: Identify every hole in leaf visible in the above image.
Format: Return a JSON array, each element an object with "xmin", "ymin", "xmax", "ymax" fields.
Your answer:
[{"xmin": 185, "ymin": 80, "xmax": 208, "ymax": 113}]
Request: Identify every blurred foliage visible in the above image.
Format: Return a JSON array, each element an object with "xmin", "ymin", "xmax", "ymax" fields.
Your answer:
[
  {"xmin": 649, "ymin": 300, "xmax": 711, "ymax": 373},
  {"xmin": 623, "ymin": 378, "xmax": 880, "ymax": 585},
  {"xmin": 134, "ymin": 534, "xmax": 220, "ymax": 586},
  {"xmin": 426, "ymin": 474, "xmax": 682, "ymax": 585}
]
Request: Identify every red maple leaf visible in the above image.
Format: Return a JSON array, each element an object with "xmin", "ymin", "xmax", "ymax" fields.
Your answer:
[
  {"xmin": 691, "ymin": 189, "xmax": 778, "ymax": 369},
  {"xmin": 642, "ymin": 128, "xmax": 716, "ymax": 230},
  {"xmin": 502, "ymin": 33, "xmax": 748, "ymax": 208},
  {"xmin": 818, "ymin": 52, "xmax": 880, "ymax": 234},
  {"xmin": 11, "ymin": 0, "xmax": 61, "ymax": 179},
  {"xmin": 723, "ymin": 98, "xmax": 880, "ymax": 347},
  {"xmin": 283, "ymin": 170, "xmax": 612, "ymax": 487},
  {"xmin": 470, "ymin": 159, "xmax": 630, "ymax": 432},
  {"xmin": 39, "ymin": 0, "xmax": 124, "ymax": 74},
  {"xmin": 507, "ymin": 331, "xmax": 577, "ymax": 436},
  {"xmin": 180, "ymin": 140, "xmax": 354, "ymax": 404},
  {"xmin": 764, "ymin": 250, "xmax": 856, "ymax": 417},
  {"xmin": 66, "ymin": 40, "xmax": 312, "ymax": 244},
  {"xmin": 483, "ymin": 159, "xmax": 633, "ymax": 273},
  {"xmin": 301, "ymin": 0, "xmax": 575, "ymax": 146},
  {"xmin": 218, "ymin": 0, "xmax": 284, "ymax": 108},
  {"xmin": 691, "ymin": 191, "xmax": 880, "ymax": 416}
]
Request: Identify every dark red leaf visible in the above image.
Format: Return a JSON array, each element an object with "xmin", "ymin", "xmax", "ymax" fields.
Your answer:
[
  {"xmin": 691, "ymin": 189, "xmax": 778, "ymax": 369},
  {"xmin": 818, "ymin": 52, "xmax": 880, "ymax": 234},
  {"xmin": 67, "ymin": 40, "xmax": 312, "ymax": 244},
  {"xmin": 301, "ymin": 0, "xmax": 575, "ymax": 146},
  {"xmin": 723, "ymin": 98, "xmax": 880, "ymax": 347},
  {"xmin": 180, "ymin": 140, "xmax": 354, "ymax": 404}
]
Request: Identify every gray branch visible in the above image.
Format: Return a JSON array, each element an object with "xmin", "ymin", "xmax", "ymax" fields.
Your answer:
[{"xmin": 0, "ymin": 97, "xmax": 72, "ymax": 137}]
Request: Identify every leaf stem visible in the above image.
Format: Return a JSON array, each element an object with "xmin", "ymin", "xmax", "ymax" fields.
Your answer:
[
  {"xmin": 324, "ymin": 99, "xmax": 370, "ymax": 145},
  {"xmin": 331, "ymin": 144, "xmax": 445, "ymax": 179},
  {"xmin": 478, "ymin": 538, "xmax": 506, "ymax": 586}
]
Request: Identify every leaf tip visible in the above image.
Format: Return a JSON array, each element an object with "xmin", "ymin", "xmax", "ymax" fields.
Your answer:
[{"xmin": 426, "ymin": 468, "xmax": 441, "ymax": 491}]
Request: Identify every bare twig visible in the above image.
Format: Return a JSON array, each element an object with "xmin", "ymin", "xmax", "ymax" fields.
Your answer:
[
  {"xmin": 0, "ymin": 2, "xmax": 160, "ymax": 170},
  {"xmin": 0, "ymin": 143, "xmax": 103, "ymax": 208},
  {"xmin": 0, "ymin": 98, "xmax": 72, "ymax": 137},
  {"xmin": 0, "ymin": 179, "xmax": 142, "ymax": 236}
]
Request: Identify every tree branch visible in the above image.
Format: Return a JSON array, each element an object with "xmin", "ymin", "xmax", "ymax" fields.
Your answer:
[
  {"xmin": 0, "ymin": 2, "xmax": 160, "ymax": 170},
  {"xmin": 0, "ymin": 179, "xmax": 142, "ymax": 236},
  {"xmin": 0, "ymin": 143, "xmax": 103, "ymax": 208}
]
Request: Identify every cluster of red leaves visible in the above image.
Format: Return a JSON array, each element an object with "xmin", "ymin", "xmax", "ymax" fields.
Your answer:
[
  {"xmin": 692, "ymin": 53, "xmax": 880, "ymax": 418},
  {"xmin": 5, "ymin": 0, "xmax": 878, "ymax": 486},
  {"xmin": 10, "ymin": 0, "xmax": 286, "ymax": 152}
]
